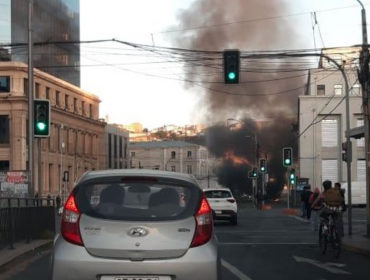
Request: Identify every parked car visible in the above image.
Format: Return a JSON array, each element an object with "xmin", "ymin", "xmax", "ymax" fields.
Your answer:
[
  {"xmin": 203, "ymin": 188, "xmax": 238, "ymax": 225},
  {"xmin": 50, "ymin": 169, "xmax": 220, "ymax": 280}
]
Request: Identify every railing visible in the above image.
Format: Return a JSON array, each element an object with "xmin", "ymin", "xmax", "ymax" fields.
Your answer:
[{"xmin": 0, "ymin": 198, "xmax": 56, "ymax": 250}]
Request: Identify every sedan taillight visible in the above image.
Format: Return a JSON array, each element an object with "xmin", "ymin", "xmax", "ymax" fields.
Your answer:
[{"xmin": 227, "ymin": 198, "xmax": 236, "ymax": 203}]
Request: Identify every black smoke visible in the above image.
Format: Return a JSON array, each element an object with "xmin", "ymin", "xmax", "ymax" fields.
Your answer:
[{"xmin": 166, "ymin": 0, "xmax": 308, "ymax": 197}]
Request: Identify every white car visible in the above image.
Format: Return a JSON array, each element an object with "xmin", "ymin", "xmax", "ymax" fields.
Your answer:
[{"xmin": 203, "ymin": 188, "xmax": 238, "ymax": 225}]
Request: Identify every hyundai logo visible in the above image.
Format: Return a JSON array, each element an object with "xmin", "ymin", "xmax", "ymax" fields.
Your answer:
[{"xmin": 128, "ymin": 227, "xmax": 149, "ymax": 237}]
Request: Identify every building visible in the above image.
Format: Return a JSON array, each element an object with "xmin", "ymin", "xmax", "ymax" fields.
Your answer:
[
  {"xmin": 0, "ymin": 61, "xmax": 105, "ymax": 196},
  {"xmin": 299, "ymin": 47, "xmax": 364, "ymax": 188},
  {"xmin": 0, "ymin": 0, "xmax": 80, "ymax": 86},
  {"xmin": 128, "ymin": 140, "xmax": 216, "ymax": 180},
  {"xmin": 105, "ymin": 124, "xmax": 129, "ymax": 169},
  {"xmin": 121, "ymin": 123, "xmax": 143, "ymax": 133}
]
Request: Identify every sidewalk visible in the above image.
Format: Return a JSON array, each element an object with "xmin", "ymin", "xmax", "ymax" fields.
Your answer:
[{"xmin": 0, "ymin": 239, "xmax": 53, "ymax": 270}]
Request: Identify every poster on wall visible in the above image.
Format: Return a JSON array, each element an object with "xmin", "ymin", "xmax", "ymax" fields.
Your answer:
[{"xmin": 0, "ymin": 171, "xmax": 30, "ymax": 198}]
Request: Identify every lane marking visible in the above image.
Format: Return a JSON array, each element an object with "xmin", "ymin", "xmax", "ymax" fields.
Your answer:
[
  {"xmin": 221, "ymin": 259, "xmax": 254, "ymax": 280},
  {"xmin": 293, "ymin": 256, "xmax": 350, "ymax": 275}
]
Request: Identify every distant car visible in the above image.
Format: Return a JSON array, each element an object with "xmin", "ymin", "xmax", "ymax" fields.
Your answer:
[
  {"xmin": 203, "ymin": 188, "xmax": 238, "ymax": 225},
  {"xmin": 50, "ymin": 169, "xmax": 220, "ymax": 280}
]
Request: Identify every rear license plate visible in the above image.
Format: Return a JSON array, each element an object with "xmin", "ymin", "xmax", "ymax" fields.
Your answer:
[
  {"xmin": 101, "ymin": 277, "xmax": 166, "ymax": 280},
  {"xmin": 215, "ymin": 210, "xmax": 222, "ymax": 214},
  {"xmin": 115, "ymin": 278, "xmax": 158, "ymax": 280}
]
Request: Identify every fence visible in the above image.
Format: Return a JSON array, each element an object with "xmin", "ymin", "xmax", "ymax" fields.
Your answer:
[{"xmin": 0, "ymin": 198, "xmax": 56, "ymax": 250}]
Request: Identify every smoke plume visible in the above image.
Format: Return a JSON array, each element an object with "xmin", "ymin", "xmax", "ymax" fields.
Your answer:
[{"xmin": 167, "ymin": 0, "xmax": 308, "ymax": 196}]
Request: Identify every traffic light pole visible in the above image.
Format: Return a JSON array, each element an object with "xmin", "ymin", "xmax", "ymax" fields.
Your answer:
[
  {"xmin": 38, "ymin": 138, "xmax": 42, "ymax": 198},
  {"xmin": 27, "ymin": 0, "xmax": 35, "ymax": 198}
]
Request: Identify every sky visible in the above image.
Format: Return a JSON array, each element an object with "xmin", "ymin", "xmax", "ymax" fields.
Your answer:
[{"xmin": 79, "ymin": 0, "xmax": 370, "ymax": 130}]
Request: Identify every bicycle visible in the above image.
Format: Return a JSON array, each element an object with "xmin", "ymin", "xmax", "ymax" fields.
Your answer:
[{"xmin": 319, "ymin": 211, "xmax": 341, "ymax": 258}]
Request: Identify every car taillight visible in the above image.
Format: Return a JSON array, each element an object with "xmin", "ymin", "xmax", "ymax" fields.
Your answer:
[
  {"xmin": 61, "ymin": 193, "xmax": 83, "ymax": 246},
  {"xmin": 191, "ymin": 195, "xmax": 213, "ymax": 248},
  {"xmin": 227, "ymin": 198, "xmax": 236, "ymax": 203}
]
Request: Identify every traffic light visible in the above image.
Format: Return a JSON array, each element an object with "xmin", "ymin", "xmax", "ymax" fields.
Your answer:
[
  {"xmin": 34, "ymin": 99, "xmax": 50, "ymax": 137},
  {"xmin": 341, "ymin": 141, "xmax": 352, "ymax": 163},
  {"xmin": 223, "ymin": 49, "xmax": 240, "ymax": 84},
  {"xmin": 283, "ymin": 147, "xmax": 293, "ymax": 167},
  {"xmin": 290, "ymin": 168, "xmax": 295, "ymax": 185},
  {"xmin": 259, "ymin": 158, "xmax": 266, "ymax": 173},
  {"xmin": 248, "ymin": 167, "xmax": 258, "ymax": 178}
]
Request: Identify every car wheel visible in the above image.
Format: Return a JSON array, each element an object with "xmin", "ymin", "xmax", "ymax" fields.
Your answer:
[{"xmin": 230, "ymin": 216, "xmax": 238, "ymax": 225}]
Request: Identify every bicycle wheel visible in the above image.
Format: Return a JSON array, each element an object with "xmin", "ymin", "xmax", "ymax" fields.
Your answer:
[
  {"xmin": 319, "ymin": 222, "xmax": 328, "ymax": 254},
  {"xmin": 331, "ymin": 226, "xmax": 341, "ymax": 258}
]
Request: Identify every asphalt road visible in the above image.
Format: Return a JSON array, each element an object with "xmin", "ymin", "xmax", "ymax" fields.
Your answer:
[{"xmin": 1, "ymin": 202, "xmax": 369, "ymax": 280}]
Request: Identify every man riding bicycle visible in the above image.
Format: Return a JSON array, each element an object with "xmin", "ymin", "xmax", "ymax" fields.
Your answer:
[{"xmin": 320, "ymin": 180, "xmax": 344, "ymax": 235}]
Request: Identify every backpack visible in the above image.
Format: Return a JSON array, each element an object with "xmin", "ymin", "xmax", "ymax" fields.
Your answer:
[{"xmin": 324, "ymin": 188, "xmax": 343, "ymax": 207}]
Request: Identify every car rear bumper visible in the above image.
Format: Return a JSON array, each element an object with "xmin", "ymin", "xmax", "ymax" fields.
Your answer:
[
  {"xmin": 50, "ymin": 236, "xmax": 220, "ymax": 280},
  {"xmin": 212, "ymin": 209, "xmax": 237, "ymax": 220}
]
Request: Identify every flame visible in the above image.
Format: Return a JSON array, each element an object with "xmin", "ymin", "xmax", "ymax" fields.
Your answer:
[{"xmin": 224, "ymin": 151, "xmax": 249, "ymax": 165}]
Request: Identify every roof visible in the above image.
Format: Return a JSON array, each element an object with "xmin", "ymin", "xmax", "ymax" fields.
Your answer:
[
  {"xmin": 129, "ymin": 140, "xmax": 201, "ymax": 149},
  {"xmin": 77, "ymin": 168, "xmax": 198, "ymax": 185}
]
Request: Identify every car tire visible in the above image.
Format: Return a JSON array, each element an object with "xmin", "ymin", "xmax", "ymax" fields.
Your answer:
[{"xmin": 230, "ymin": 216, "xmax": 238, "ymax": 225}]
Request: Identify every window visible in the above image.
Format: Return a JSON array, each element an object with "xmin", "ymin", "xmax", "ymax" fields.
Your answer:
[
  {"xmin": 56, "ymin": 91, "xmax": 60, "ymax": 106},
  {"xmin": 322, "ymin": 159, "xmax": 338, "ymax": 182},
  {"xmin": 65, "ymin": 94, "xmax": 69, "ymax": 109},
  {"xmin": 35, "ymin": 83, "xmax": 40, "ymax": 98},
  {"xmin": 352, "ymin": 84, "xmax": 361, "ymax": 96},
  {"xmin": 24, "ymin": 78, "xmax": 29, "ymax": 96},
  {"xmin": 82, "ymin": 101, "xmax": 85, "ymax": 115},
  {"xmin": 0, "ymin": 115, "xmax": 10, "ymax": 144},
  {"xmin": 0, "ymin": 161, "xmax": 10, "ymax": 171},
  {"xmin": 74, "ymin": 98, "xmax": 78, "ymax": 112},
  {"xmin": 317, "ymin": 84, "xmax": 325, "ymax": 95},
  {"xmin": 187, "ymin": 165, "xmax": 192, "ymax": 174},
  {"xmin": 187, "ymin": 151, "xmax": 192, "ymax": 158},
  {"xmin": 108, "ymin": 133, "xmax": 112, "ymax": 169},
  {"xmin": 171, "ymin": 166, "xmax": 176, "ymax": 172},
  {"xmin": 357, "ymin": 118, "xmax": 365, "ymax": 147},
  {"xmin": 0, "ymin": 76, "xmax": 10, "ymax": 92},
  {"xmin": 171, "ymin": 151, "xmax": 176, "ymax": 158},
  {"xmin": 46, "ymin": 87, "xmax": 50, "ymax": 100},
  {"xmin": 89, "ymin": 104, "xmax": 93, "ymax": 118},
  {"xmin": 334, "ymin": 84, "xmax": 343, "ymax": 95},
  {"xmin": 131, "ymin": 151, "xmax": 136, "ymax": 157},
  {"xmin": 321, "ymin": 119, "xmax": 338, "ymax": 147}
]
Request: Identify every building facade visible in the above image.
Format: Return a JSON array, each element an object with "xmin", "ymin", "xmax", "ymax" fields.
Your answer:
[
  {"xmin": 0, "ymin": 0, "xmax": 80, "ymax": 86},
  {"xmin": 128, "ymin": 140, "xmax": 216, "ymax": 180},
  {"xmin": 299, "ymin": 48, "xmax": 364, "ymax": 189},
  {"xmin": 0, "ymin": 62, "xmax": 105, "ymax": 196},
  {"xmin": 105, "ymin": 124, "xmax": 129, "ymax": 169}
]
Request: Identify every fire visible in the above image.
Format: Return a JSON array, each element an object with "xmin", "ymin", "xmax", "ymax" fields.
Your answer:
[{"xmin": 224, "ymin": 151, "xmax": 249, "ymax": 165}]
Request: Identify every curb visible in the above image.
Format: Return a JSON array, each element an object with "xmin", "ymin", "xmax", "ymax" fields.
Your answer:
[
  {"xmin": 342, "ymin": 241, "xmax": 370, "ymax": 257},
  {"xmin": 0, "ymin": 240, "xmax": 53, "ymax": 272}
]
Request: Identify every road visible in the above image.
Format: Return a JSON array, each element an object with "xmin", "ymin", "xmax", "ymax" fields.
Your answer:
[{"xmin": 1, "ymin": 202, "xmax": 369, "ymax": 280}]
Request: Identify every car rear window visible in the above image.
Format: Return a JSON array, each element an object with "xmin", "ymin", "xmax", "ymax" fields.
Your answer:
[
  {"xmin": 73, "ymin": 177, "xmax": 200, "ymax": 221},
  {"xmin": 204, "ymin": 190, "xmax": 232, "ymax": 199}
]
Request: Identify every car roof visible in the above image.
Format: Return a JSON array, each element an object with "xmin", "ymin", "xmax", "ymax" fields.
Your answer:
[{"xmin": 76, "ymin": 169, "xmax": 199, "ymax": 185}]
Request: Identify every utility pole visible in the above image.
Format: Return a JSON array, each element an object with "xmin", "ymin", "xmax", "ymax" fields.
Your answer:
[
  {"xmin": 27, "ymin": 0, "xmax": 34, "ymax": 197},
  {"xmin": 356, "ymin": 0, "xmax": 370, "ymax": 237}
]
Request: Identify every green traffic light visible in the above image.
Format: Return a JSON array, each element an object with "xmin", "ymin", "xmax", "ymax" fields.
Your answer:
[
  {"xmin": 285, "ymin": 159, "xmax": 291, "ymax": 164},
  {"xmin": 36, "ymin": 122, "xmax": 46, "ymax": 131},
  {"xmin": 290, "ymin": 180, "xmax": 295, "ymax": 184},
  {"xmin": 261, "ymin": 167, "xmax": 265, "ymax": 172},
  {"xmin": 228, "ymin": 72, "xmax": 236, "ymax": 80}
]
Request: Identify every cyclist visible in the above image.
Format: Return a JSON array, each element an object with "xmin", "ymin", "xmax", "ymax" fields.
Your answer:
[{"xmin": 320, "ymin": 180, "xmax": 344, "ymax": 235}]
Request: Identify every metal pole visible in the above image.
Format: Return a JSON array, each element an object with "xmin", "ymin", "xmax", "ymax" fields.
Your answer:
[
  {"xmin": 356, "ymin": 0, "xmax": 370, "ymax": 237},
  {"xmin": 27, "ymin": 0, "xmax": 34, "ymax": 197},
  {"xmin": 38, "ymin": 138, "xmax": 42, "ymax": 199},
  {"xmin": 341, "ymin": 65, "xmax": 353, "ymax": 235}
]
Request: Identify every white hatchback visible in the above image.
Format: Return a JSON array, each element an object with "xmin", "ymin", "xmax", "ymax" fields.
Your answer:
[{"xmin": 203, "ymin": 188, "xmax": 238, "ymax": 225}]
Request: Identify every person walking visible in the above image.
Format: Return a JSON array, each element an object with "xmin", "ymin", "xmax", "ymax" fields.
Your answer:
[{"xmin": 309, "ymin": 187, "xmax": 323, "ymax": 231}]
